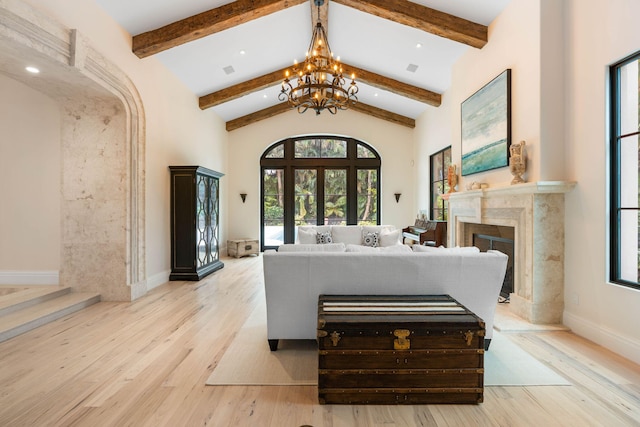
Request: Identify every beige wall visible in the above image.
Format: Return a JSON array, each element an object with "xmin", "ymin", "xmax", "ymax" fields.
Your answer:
[
  {"xmin": 15, "ymin": 0, "xmax": 229, "ymax": 287},
  {"xmin": 0, "ymin": 74, "xmax": 60, "ymax": 276},
  {"xmin": 226, "ymin": 109, "xmax": 416, "ymax": 242}
]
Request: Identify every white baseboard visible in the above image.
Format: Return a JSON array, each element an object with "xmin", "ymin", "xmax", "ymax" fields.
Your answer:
[
  {"xmin": 0, "ymin": 270, "xmax": 59, "ymax": 285},
  {"xmin": 145, "ymin": 270, "xmax": 170, "ymax": 292},
  {"xmin": 563, "ymin": 311, "xmax": 640, "ymax": 365}
]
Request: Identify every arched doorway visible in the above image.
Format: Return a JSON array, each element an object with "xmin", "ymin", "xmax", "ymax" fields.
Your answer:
[
  {"xmin": 260, "ymin": 135, "xmax": 381, "ymax": 250},
  {"xmin": 1, "ymin": 2, "xmax": 146, "ymax": 300}
]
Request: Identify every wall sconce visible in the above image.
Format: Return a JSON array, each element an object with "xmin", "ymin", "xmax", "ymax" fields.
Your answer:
[
  {"xmin": 240, "ymin": 193, "xmax": 247, "ymax": 203},
  {"xmin": 394, "ymin": 193, "xmax": 401, "ymax": 203}
]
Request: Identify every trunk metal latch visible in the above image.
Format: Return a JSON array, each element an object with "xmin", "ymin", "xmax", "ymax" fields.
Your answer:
[{"xmin": 393, "ymin": 329, "xmax": 411, "ymax": 350}]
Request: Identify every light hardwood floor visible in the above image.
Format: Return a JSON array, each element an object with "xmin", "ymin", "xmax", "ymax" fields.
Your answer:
[{"xmin": 1, "ymin": 254, "xmax": 639, "ymax": 427}]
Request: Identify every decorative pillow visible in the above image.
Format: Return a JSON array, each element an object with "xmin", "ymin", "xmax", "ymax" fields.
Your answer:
[
  {"xmin": 362, "ymin": 231, "xmax": 379, "ymax": 247},
  {"xmin": 378, "ymin": 229, "xmax": 401, "ymax": 247},
  {"xmin": 297, "ymin": 228, "xmax": 317, "ymax": 244},
  {"xmin": 316, "ymin": 231, "xmax": 333, "ymax": 244},
  {"xmin": 278, "ymin": 243, "xmax": 345, "ymax": 252}
]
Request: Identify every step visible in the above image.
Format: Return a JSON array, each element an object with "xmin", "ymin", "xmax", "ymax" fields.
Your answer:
[
  {"xmin": 0, "ymin": 292, "xmax": 101, "ymax": 343},
  {"xmin": 0, "ymin": 286, "xmax": 72, "ymax": 317}
]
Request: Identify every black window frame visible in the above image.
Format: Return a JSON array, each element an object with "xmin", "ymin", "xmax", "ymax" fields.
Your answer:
[
  {"xmin": 430, "ymin": 146, "xmax": 452, "ymax": 221},
  {"xmin": 609, "ymin": 50, "xmax": 640, "ymax": 290},
  {"xmin": 260, "ymin": 136, "xmax": 381, "ymax": 251}
]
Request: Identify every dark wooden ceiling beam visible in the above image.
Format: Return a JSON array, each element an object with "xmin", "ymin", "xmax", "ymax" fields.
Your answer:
[
  {"xmin": 132, "ymin": 0, "xmax": 307, "ymax": 58},
  {"xmin": 225, "ymin": 101, "xmax": 414, "ymax": 131},
  {"xmin": 199, "ymin": 66, "xmax": 291, "ymax": 109},
  {"xmin": 342, "ymin": 63, "xmax": 440, "ymax": 107},
  {"xmin": 199, "ymin": 62, "xmax": 440, "ymax": 110},
  {"xmin": 333, "ymin": 0, "xmax": 488, "ymax": 49}
]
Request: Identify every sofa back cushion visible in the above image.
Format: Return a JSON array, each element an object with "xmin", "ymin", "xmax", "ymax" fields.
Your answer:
[
  {"xmin": 278, "ymin": 243, "xmax": 346, "ymax": 252},
  {"xmin": 345, "ymin": 244, "xmax": 412, "ymax": 253},
  {"xmin": 412, "ymin": 245, "xmax": 480, "ymax": 254},
  {"xmin": 297, "ymin": 226, "xmax": 331, "ymax": 244},
  {"xmin": 330, "ymin": 226, "xmax": 364, "ymax": 245}
]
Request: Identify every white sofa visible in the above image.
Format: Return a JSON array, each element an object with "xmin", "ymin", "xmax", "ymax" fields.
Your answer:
[{"xmin": 263, "ymin": 246, "xmax": 508, "ymax": 351}]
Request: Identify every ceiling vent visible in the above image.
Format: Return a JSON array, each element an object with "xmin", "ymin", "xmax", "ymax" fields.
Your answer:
[
  {"xmin": 223, "ymin": 65, "xmax": 235, "ymax": 75},
  {"xmin": 406, "ymin": 64, "xmax": 419, "ymax": 73}
]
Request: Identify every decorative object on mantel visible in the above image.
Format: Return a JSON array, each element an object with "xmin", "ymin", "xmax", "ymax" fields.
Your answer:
[
  {"xmin": 461, "ymin": 69, "xmax": 512, "ymax": 176},
  {"xmin": 240, "ymin": 193, "xmax": 247, "ymax": 203},
  {"xmin": 394, "ymin": 192, "xmax": 401, "ymax": 203},
  {"xmin": 279, "ymin": 0, "xmax": 358, "ymax": 115},
  {"xmin": 509, "ymin": 140, "xmax": 527, "ymax": 184},
  {"xmin": 447, "ymin": 164, "xmax": 458, "ymax": 193},
  {"xmin": 466, "ymin": 182, "xmax": 489, "ymax": 191}
]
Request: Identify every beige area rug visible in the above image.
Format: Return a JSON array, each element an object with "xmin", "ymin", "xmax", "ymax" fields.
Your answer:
[{"xmin": 206, "ymin": 305, "xmax": 570, "ymax": 387}]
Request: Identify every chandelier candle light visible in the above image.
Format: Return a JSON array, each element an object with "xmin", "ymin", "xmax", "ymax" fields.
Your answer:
[{"xmin": 279, "ymin": 0, "xmax": 358, "ymax": 115}]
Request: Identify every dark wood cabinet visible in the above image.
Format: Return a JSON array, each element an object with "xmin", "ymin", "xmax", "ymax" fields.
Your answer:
[{"xmin": 169, "ymin": 166, "xmax": 224, "ymax": 281}]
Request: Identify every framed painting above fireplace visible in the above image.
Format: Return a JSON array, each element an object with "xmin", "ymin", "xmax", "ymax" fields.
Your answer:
[{"xmin": 461, "ymin": 69, "xmax": 512, "ymax": 176}]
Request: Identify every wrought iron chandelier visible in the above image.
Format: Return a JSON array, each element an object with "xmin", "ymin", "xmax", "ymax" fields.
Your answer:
[{"xmin": 279, "ymin": 0, "xmax": 358, "ymax": 115}]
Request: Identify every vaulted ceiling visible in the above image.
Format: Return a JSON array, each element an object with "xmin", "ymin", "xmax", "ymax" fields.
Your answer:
[{"xmin": 95, "ymin": 0, "xmax": 511, "ymax": 130}]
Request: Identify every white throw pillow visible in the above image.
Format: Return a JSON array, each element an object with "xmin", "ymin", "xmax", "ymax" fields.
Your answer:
[
  {"xmin": 297, "ymin": 228, "xmax": 317, "ymax": 244},
  {"xmin": 378, "ymin": 229, "xmax": 401, "ymax": 247},
  {"xmin": 330, "ymin": 226, "xmax": 363, "ymax": 245},
  {"xmin": 278, "ymin": 243, "xmax": 345, "ymax": 252}
]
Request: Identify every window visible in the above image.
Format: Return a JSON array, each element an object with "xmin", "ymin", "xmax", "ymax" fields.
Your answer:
[
  {"xmin": 430, "ymin": 146, "xmax": 452, "ymax": 221},
  {"xmin": 261, "ymin": 136, "xmax": 381, "ymax": 250},
  {"xmin": 610, "ymin": 51, "xmax": 640, "ymax": 290}
]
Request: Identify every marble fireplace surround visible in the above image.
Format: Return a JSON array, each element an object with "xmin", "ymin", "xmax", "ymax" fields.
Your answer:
[{"xmin": 447, "ymin": 181, "xmax": 576, "ymax": 324}]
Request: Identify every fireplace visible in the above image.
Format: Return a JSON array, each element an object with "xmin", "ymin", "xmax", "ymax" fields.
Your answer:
[{"xmin": 447, "ymin": 181, "xmax": 575, "ymax": 324}]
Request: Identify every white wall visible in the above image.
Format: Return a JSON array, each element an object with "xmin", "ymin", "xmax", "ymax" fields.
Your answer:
[
  {"xmin": 0, "ymin": 74, "xmax": 60, "ymax": 281},
  {"xmin": 563, "ymin": 0, "xmax": 640, "ymax": 364},
  {"xmin": 227, "ymin": 108, "xmax": 416, "ymax": 242},
  {"xmin": 19, "ymin": 0, "xmax": 229, "ymax": 288},
  {"xmin": 450, "ymin": 0, "xmax": 546, "ymax": 189}
]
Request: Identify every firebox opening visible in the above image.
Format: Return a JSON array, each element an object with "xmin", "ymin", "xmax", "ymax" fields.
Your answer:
[{"xmin": 468, "ymin": 225, "xmax": 515, "ymax": 302}]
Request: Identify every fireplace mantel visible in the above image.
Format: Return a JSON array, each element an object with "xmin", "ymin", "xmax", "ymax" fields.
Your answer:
[{"xmin": 447, "ymin": 181, "xmax": 576, "ymax": 324}]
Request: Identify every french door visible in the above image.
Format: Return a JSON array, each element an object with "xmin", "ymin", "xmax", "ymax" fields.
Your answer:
[{"xmin": 261, "ymin": 136, "xmax": 380, "ymax": 250}]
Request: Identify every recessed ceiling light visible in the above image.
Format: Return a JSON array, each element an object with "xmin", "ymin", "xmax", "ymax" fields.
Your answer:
[
  {"xmin": 263, "ymin": 94, "xmax": 268, "ymax": 99},
  {"xmin": 374, "ymin": 93, "xmax": 379, "ymax": 97},
  {"xmin": 240, "ymin": 50, "xmax": 246, "ymax": 55},
  {"xmin": 25, "ymin": 66, "xmax": 40, "ymax": 74},
  {"xmin": 416, "ymin": 43, "xmax": 422, "ymax": 49}
]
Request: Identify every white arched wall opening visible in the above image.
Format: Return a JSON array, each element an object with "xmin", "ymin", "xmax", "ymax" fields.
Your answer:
[{"xmin": 0, "ymin": 0, "xmax": 146, "ymax": 300}]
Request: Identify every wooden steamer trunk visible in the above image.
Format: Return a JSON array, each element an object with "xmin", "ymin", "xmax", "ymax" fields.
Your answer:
[{"xmin": 317, "ymin": 295, "xmax": 485, "ymax": 405}]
